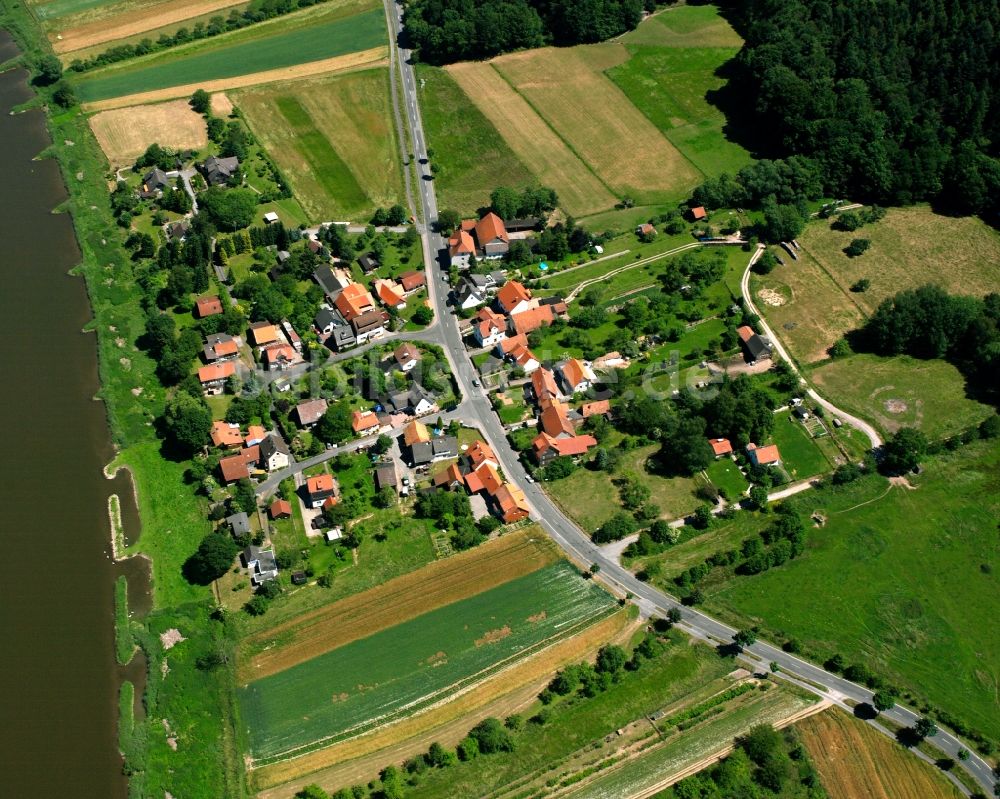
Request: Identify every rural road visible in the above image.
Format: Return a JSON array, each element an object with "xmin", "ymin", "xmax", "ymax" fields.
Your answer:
[{"xmin": 375, "ymin": 1, "xmax": 996, "ymax": 792}]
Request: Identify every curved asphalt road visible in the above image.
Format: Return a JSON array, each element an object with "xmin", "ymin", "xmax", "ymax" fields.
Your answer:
[{"xmin": 375, "ymin": 2, "xmax": 993, "ymax": 791}]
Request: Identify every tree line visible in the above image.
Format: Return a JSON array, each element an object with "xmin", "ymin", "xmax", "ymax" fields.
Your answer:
[
  {"xmin": 702, "ymin": 0, "xmax": 1000, "ymax": 220},
  {"xmin": 404, "ymin": 0, "xmax": 675, "ymax": 65}
]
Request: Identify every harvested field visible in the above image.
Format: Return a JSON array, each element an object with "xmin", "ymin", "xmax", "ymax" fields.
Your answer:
[
  {"xmin": 89, "ymin": 98, "xmax": 207, "ymax": 164},
  {"xmin": 253, "ymin": 610, "xmax": 633, "ymax": 795},
  {"xmin": 81, "ymin": 47, "xmax": 387, "ymax": 111},
  {"xmin": 51, "ymin": 0, "xmax": 245, "ymax": 54},
  {"xmin": 445, "ymin": 61, "xmax": 615, "ymax": 217},
  {"xmin": 798, "ymin": 709, "xmax": 963, "ymax": 799},
  {"xmin": 492, "ymin": 47, "xmax": 701, "ymax": 202},
  {"xmin": 239, "ymin": 562, "xmax": 618, "ymax": 764},
  {"xmin": 209, "ymin": 91, "xmax": 232, "ymax": 117},
  {"xmin": 75, "ymin": 4, "xmax": 385, "ymax": 102},
  {"xmin": 237, "ymin": 528, "xmax": 560, "ymax": 683}
]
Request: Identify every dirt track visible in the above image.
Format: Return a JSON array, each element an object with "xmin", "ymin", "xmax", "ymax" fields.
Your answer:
[
  {"xmin": 53, "ymin": 0, "xmax": 246, "ymax": 55},
  {"xmin": 81, "ymin": 46, "xmax": 387, "ymax": 111}
]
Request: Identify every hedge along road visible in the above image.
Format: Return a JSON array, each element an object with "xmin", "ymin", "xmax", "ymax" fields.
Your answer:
[
  {"xmin": 382, "ymin": 0, "xmax": 991, "ymax": 790},
  {"xmin": 74, "ymin": 6, "xmax": 386, "ymax": 102}
]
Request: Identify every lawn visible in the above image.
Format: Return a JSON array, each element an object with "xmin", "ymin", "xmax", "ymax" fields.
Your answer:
[
  {"xmin": 75, "ymin": 3, "xmax": 385, "ymax": 101},
  {"xmin": 705, "ymin": 440, "xmax": 1000, "ymax": 741},
  {"xmin": 704, "ymin": 457, "xmax": 747, "ymax": 499},
  {"xmin": 799, "ymin": 709, "xmax": 964, "ymax": 799},
  {"xmin": 798, "ymin": 205, "xmax": 1000, "ymax": 316},
  {"xmin": 415, "ymin": 65, "xmax": 534, "ymax": 214},
  {"xmin": 405, "ymin": 638, "xmax": 733, "ymax": 799},
  {"xmin": 238, "ymin": 562, "xmax": 618, "ymax": 762},
  {"xmin": 237, "ymin": 67, "xmax": 404, "ymax": 222},
  {"xmin": 767, "ymin": 410, "xmax": 832, "ymax": 480},
  {"xmin": 810, "ymin": 353, "xmax": 994, "ymax": 440}
]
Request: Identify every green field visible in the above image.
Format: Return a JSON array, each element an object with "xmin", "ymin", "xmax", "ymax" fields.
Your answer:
[
  {"xmin": 767, "ymin": 411, "xmax": 832, "ymax": 480},
  {"xmin": 76, "ymin": 5, "xmax": 385, "ymax": 101},
  {"xmin": 705, "ymin": 440, "xmax": 1000, "ymax": 741},
  {"xmin": 810, "ymin": 354, "xmax": 994, "ymax": 441},
  {"xmin": 704, "ymin": 457, "xmax": 748, "ymax": 498},
  {"xmin": 239, "ymin": 562, "xmax": 617, "ymax": 762},
  {"xmin": 415, "ymin": 65, "xmax": 534, "ymax": 214},
  {"xmin": 32, "ymin": 0, "xmax": 111, "ymax": 20}
]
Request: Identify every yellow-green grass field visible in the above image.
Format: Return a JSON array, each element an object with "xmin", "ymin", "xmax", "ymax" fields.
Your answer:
[
  {"xmin": 415, "ymin": 65, "xmax": 535, "ymax": 214},
  {"xmin": 705, "ymin": 440, "xmax": 1000, "ymax": 742},
  {"xmin": 238, "ymin": 562, "xmax": 618, "ymax": 764},
  {"xmin": 810, "ymin": 354, "xmax": 994, "ymax": 440},
  {"xmin": 74, "ymin": 0, "xmax": 384, "ymax": 102},
  {"xmin": 236, "ymin": 68, "xmax": 404, "ymax": 221}
]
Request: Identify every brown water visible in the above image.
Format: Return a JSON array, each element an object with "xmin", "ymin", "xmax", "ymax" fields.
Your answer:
[{"xmin": 0, "ymin": 33, "xmax": 147, "ymax": 796}]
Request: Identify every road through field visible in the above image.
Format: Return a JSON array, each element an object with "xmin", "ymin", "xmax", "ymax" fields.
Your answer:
[{"xmin": 377, "ymin": 0, "xmax": 995, "ymax": 791}]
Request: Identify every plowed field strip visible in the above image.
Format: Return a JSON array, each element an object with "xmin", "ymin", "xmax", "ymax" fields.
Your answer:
[{"xmin": 238, "ymin": 528, "xmax": 559, "ymax": 682}]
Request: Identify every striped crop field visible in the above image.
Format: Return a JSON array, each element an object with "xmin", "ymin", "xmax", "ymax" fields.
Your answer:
[
  {"xmin": 238, "ymin": 561, "xmax": 618, "ymax": 764},
  {"xmin": 74, "ymin": 4, "xmax": 385, "ymax": 102}
]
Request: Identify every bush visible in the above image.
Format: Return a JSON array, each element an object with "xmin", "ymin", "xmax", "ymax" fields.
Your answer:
[
  {"xmin": 468, "ymin": 717, "xmax": 515, "ymax": 754},
  {"xmin": 845, "ymin": 238, "xmax": 871, "ymax": 257}
]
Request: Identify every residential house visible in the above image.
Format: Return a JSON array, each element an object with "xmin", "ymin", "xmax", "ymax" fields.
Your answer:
[
  {"xmin": 244, "ymin": 425, "xmax": 266, "ymax": 447},
  {"xmin": 448, "ymin": 228, "xmax": 476, "ymax": 269},
  {"xmin": 263, "ymin": 211, "xmax": 280, "ymax": 224},
  {"xmin": 689, "ymin": 205, "xmax": 707, "ymax": 221},
  {"xmin": 495, "ymin": 333, "xmax": 529, "ymax": 359},
  {"xmin": 280, "ymin": 320, "xmax": 302, "ymax": 353},
  {"xmin": 402, "ymin": 419, "xmax": 431, "ymax": 448},
  {"xmin": 737, "ymin": 326, "xmax": 771, "ymax": 362},
  {"xmin": 456, "ymin": 281, "xmax": 486, "ymax": 310},
  {"xmin": 580, "ymin": 399, "xmax": 611, "ymax": 420},
  {"xmin": 539, "ymin": 400, "xmax": 576, "ymax": 438},
  {"xmin": 294, "ymin": 398, "xmax": 328, "ymax": 428},
  {"xmin": 166, "ymin": 220, "xmax": 189, "ymax": 242},
  {"xmin": 472, "ymin": 307, "xmax": 507, "ymax": 347},
  {"xmin": 358, "ymin": 253, "xmax": 380, "ymax": 274},
  {"xmin": 219, "ymin": 446, "xmax": 259, "ymax": 483},
  {"xmin": 202, "ymin": 155, "xmax": 240, "ymax": 186},
  {"xmin": 242, "ymin": 545, "xmax": 278, "ymax": 585},
  {"xmin": 249, "ymin": 322, "xmax": 279, "ymax": 348},
  {"xmin": 746, "ymin": 443, "xmax": 781, "ymax": 467},
  {"xmin": 314, "ymin": 307, "xmax": 341, "ymax": 336},
  {"xmin": 384, "ymin": 383, "xmax": 435, "ymax": 416},
  {"xmin": 493, "ymin": 484, "xmax": 529, "ymax": 523},
  {"xmin": 532, "ymin": 432, "xmax": 598, "ymax": 465},
  {"xmin": 399, "ymin": 270, "xmax": 426, "ymax": 293},
  {"xmin": 410, "ymin": 435, "xmax": 458, "ymax": 466},
  {"xmin": 305, "ymin": 474, "xmax": 337, "ymax": 509},
  {"xmin": 334, "ymin": 283, "xmax": 375, "ymax": 322},
  {"xmin": 466, "ymin": 440, "xmax": 497, "ymax": 471},
  {"xmin": 510, "ymin": 304, "xmax": 555, "ymax": 336},
  {"xmin": 464, "ymin": 461, "xmax": 503, "ymax": 495},
  {"xmin": 557, "ymin": 358, "xmax": 596, "ymax": 395},
  {"xmin": 496, "ymin": 280, "xmax": 532, "ymax": 315},
  {"xmin": 203, "ymin": 333, "xmax": 238, "ymax": 363},
  {"xmin": 350, "ymin": 309, "xmax": 387, "ymax": 343},
  {"xmin": 259, "ymin": 435, "xmax": 291, "ymax": 472},
  {"xmin": 394, "ymin": 342, "xmax": 421, "ymax": 372},
  {"xmin": 198, "ymin": 361, "xmax": 235, "ymax": 394},
  {"xmin": 636, "ymin": 222, "xmax": 656, "ymax": 237},
  {"xmin": 331, "ymin": 325, "xmax": 358, "ymax": 350},
  {"xmin": 506, "ymin": 339, "xmax": 539, "ymax": 373},
  {"xmin": 374, "ymin": 278, "xmax": 407, "ymax": 310},
  {"xmin": 475, "ymin": 212, "xmax": 510, "ymax": 258},
  {"xmin": 210, "ymin": 420, "xmax": 244, "ymax": 448},
  {"xmin": 709, "ymin": 438, "xmax": 733, "ymax": 458},
  {"xmin": 374, "ymin": 462, "xmax": 398, "ymax": 493},
  {"xmin": 306, "ymin": 237, "xmax": 324, "ymax": 255},
  {"xmin": 351, "ymin": 409, "xmax": 382, "ymax": 435},
  {"xmin": 227, "ymin": 511, "xmax": 250, "ymax": 537},
  {"xmin": 261, "ymin": 343, "xmax": 296, "ymax": 371},
  {"xmin": 195, "ymin": 295, "xmax": 224, "ymax": 318},
  {"xmin": 268, "ymin": 498, "xmax": 292, "ymax": 519},
  {"xmin": 314, "ymin": 265, "xmax": 346, "ymax": 298},
  {"xmin": 530, "ymin": 367, "xmax": 561, "ymax": 405},
  {"xmin": 433, "ymin": 463, "xmax": 464, "ymax": 490},
  {"xmin": 140, "ymin": 167, "xmax": 170, "ymax": 199}
]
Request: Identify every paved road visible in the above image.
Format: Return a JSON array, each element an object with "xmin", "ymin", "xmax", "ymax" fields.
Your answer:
[
  {"xmin": 376, "ymin": 3, "xmax": 994, "ymax": 791},
  {"xmin": 740, "ymin": 248, "xmax": 883, "ymax": 449}
]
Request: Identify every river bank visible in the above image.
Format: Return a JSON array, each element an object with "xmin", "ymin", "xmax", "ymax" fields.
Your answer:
[{"xmin": 0, "ymin": 6, "xmax": 244, "ymax": 796}]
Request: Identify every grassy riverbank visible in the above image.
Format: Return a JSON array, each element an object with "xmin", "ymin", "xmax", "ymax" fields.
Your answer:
[{"xmin": 0, "ymin": 3, "xmax": 245, "ymax": 796}]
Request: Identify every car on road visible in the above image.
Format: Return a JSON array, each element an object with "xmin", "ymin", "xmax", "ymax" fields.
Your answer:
[{"xmin": 472, "ymin": 379, "xmax": 480, "ymax": 387}]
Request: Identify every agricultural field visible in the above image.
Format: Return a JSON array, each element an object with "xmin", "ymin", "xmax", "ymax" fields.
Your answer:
[
  {"xmin": 239, "ymin": 561, "xmax": 618, "ymax": 763},
  {"xmin": 705, "ymin": 440, "xmax": 1000, "ymax": 741},
  {"xmin": 810, "ymin": 354, "xmax": 994, "ymax": 440},
  {"xmin": 799, "ymin": 709, "xmax": 964, "ymax": 799},
  {"xmin": 74, "ymin": 1, "xmax": 385, "ymax": 103},
  {"xmin": 235, "ymin": 68, "xmax": 404, "ymax": 221},
  {"xmin": 420, "ymin": 4, "xmax": 748, "ymax": 219},
  {"xmin": 45, "ymin": 0, "xmax": 245, "ymax": 57},
  {"xmin": 798, "ymin": 205, "xmax": 1000, "ymax": 315},
  {"xmin": 415, "ymin": 65, "xmax": 534, "ymax": 215},
  {"xmin": 89, "ymin": 98, "xmax": 206, "ymax": 164},
  {"xmin": 237, "ymin": 529, "xmax": 560, "ymax": 682}
]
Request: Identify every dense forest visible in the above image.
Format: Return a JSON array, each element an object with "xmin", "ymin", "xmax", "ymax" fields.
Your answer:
[
  {"xmin": 403, "ymin": 0, "xmax": 664, "ymax": 64},
  {"xmin": 702, "ymin": 0, "xmax": 1000, "ymax": 218}
]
